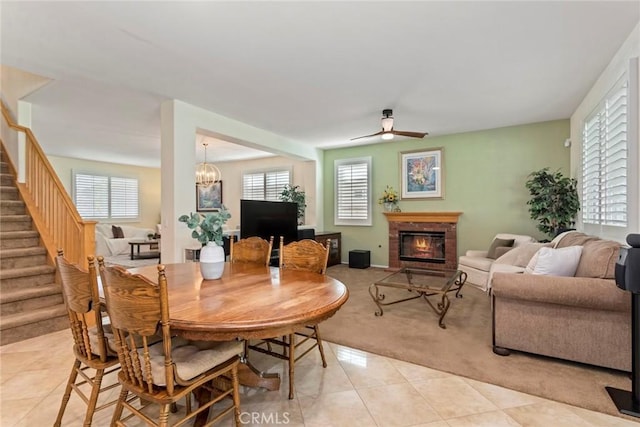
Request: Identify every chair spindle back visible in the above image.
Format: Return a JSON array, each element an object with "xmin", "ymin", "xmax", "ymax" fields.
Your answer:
[
  {"xmin": 56, "ymin": 250, "xmax": 109, "ymax": 362},
  {"xmin": 230, "ymin": 236, "xmax": 274, "ymax": 266},
  {"xmin": 279, "ymin": 237, "xmax": 330, "ymax": 275},
  {"xmin": 98, "ymin": 261, "xmax": 175, "ymax": 395}
]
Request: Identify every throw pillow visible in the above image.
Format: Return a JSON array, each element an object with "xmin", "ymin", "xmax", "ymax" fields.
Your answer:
[
  {"xmin": 487, "ymin": 238, "xmax": 515, "ymax": 259},
  {"xmin": 495, "ymin": 242, "xmax": 553, "ymax": 268},
  {"xmin": 525, "ymin": 245, "xmax": 583, "ymax": 277},
  {"xmin": 112, "ymin": 225, "xmax": 125, "ymax": 239}
]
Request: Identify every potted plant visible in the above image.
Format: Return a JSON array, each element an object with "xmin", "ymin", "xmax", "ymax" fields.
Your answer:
[
  {"xmin": 178, "ymin": 207, "xmax": 231, "ymax": 279},
  {"xmin": 279, "ymin": 184, "xmax": 306, "ymax": 225},
  {"xmin": 525, "ymin": 168, "xmax": 580, "ymax": 238}
]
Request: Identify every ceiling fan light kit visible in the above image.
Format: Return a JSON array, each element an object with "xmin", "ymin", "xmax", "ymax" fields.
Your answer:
[{"xmin": 351, "ymin": 109, "xmax": 428, "ymax": 141}]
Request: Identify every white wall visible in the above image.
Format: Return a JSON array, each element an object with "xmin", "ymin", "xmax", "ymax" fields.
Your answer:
[{"xmin": 570, "ymin": 22, "xmax": 640, "ymax": 240}]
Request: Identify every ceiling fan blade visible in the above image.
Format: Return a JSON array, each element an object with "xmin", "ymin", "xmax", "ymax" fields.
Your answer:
[
  {"xmin": 350, "ymin": 130, "xmax": 384, "ymax": 141},
  {"xmin": 391, "ymin": 130, "xmax": 429, "ymax": 139}
]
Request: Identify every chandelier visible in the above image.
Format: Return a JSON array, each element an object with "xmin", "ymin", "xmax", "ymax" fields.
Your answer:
[{"xmin": 195, "ymin": 141, "xmax": 221, "ymax": 187}]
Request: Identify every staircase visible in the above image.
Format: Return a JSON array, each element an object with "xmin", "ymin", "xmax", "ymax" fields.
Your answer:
[{"xmin": 0, "ymin": 152, "xmax": 68, "ymax": 346}]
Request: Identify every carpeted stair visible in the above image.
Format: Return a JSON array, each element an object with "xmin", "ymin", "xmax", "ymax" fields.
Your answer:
[{"xmin": 0, "ymin": 153, "xmax": 68, "ymax": 346}]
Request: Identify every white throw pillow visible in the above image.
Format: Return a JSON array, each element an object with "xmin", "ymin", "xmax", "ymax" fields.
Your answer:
[{"xmin": 525, "ymin": 246, "xmax": 583, "ymax": 277}]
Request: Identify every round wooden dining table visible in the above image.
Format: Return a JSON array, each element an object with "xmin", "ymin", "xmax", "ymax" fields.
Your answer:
[{"xmin": 127, "ymin": 261, "xmax": 349, "ymax": 391}]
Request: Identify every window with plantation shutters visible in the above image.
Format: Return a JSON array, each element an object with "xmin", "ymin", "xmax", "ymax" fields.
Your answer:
[
  {"xmin": 335, "ymin": 157, "xmax": 372, "ymax": 226},
  {"xmin": 73, "ymin": 172, "xmax": 139, "ymax": 220},
  {"xmin": 581, "ymin": 76, "xmax": 628, "ymax": 227},
  {"xmin": 110, "ymin": 177, "xmax": 139, "ymax": 219},
  {"xmin": 242, "ymin": 169, "xmax": 290, "ymax": 201},
  {"xmin": 74, "ymin": 173, "xmax": 109, "ymax": 218}
]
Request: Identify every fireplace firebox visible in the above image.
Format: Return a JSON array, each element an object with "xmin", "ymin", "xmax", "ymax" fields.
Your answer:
[{"xmin": 399, "ymin": 231, "xmax": 446, "ymax": 263}]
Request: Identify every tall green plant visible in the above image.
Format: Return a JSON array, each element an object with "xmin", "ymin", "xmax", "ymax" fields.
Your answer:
[
  {"xmin": 279, "ymin": 184, "xmax": 306, "ymax": 225},
  {"xmin": 525, "ymin": 168, "xmax": 580, "ymax": 238}
]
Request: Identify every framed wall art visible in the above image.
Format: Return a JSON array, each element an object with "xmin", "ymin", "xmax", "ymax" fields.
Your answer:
[
  {"xmin": 400, "ymin": 148, "xmax": 444, "ymax": 199},
  {"xmin": 196, "ymin": 181, "xmax": 223, "ymax": 212}
]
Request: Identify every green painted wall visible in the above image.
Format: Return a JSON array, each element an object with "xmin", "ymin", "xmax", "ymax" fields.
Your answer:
[{"xmin": 322, "ymin": 119, "xmax": 570, "ymax": 267}]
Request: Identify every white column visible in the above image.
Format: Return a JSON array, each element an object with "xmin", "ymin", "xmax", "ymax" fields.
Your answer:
[{"xmin": 160, "ymin": 100, "xmax": 197, "ymax": 263}]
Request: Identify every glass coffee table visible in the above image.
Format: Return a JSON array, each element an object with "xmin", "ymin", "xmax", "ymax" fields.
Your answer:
[{"xmin": 369, "ymin": 268, "xmax": 467, "ymax": 328}]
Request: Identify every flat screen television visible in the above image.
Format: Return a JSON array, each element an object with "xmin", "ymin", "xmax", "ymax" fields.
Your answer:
[{"xmin": 240, "ymin": 200, "xmax": 298, "ymax": 244}]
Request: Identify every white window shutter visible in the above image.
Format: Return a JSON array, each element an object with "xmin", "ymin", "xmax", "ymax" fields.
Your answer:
[
  {"xmin": 581, "ymin": 77, "xmax": 628, "ymax": 227},
  {"xmin": 73, "ymin": 172, "xmax": 139, "ymax": 220},
  {"xmin": 110, "ymin": 177, "xmax": 139, "ymax": 219},
  {"xmin": 242, "ymin": 173, "xmax": 265, "ymax": 200},
  {"xmin": 243, "ymin": 169, "xmax": 290, "ymax": 200},
  {"xmin": 335, "ymin": 157, "xmax": 372, "ymax": 226}
]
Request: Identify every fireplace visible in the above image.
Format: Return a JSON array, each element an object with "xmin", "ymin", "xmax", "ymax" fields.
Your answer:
[
  {"xmin": 384, "ymin": 212, "xmax": 462, "ymax": 271},
  {"xmin": 400, "ymin": 231, "xmax": 445, "ymax": 263}
]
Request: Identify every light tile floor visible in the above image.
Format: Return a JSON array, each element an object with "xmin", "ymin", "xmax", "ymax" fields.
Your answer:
[{"xmin": 1, "ymin": 329, "xmax": 638, "ymax": 426}]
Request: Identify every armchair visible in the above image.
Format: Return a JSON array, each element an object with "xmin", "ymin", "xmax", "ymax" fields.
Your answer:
[{"xmin": 457, "ymin": 233, "xmax": 536, "ymax": 291}]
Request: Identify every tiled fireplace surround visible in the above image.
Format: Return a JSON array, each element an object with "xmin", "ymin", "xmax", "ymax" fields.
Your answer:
[{"xmin": 384, "ymin": 212, "xmax": 462, "ymax": 271}]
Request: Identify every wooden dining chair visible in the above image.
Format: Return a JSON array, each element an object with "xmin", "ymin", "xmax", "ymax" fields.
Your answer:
[
  {"xmin": 229, "ymin": 236, "xmax": 274, "ymax": 266},
  {"xmin": 279, "ymin": 237, "xmax": 331, "ymax": 275},
  {"xmin": 54, "ymin": 250, "xmax": 120, "ymax": 427},
  {"xmin": 250, "ymin": 237, "xmax": 331, "ymax": 399},
  {"xmin": 98, "ymin": 259, "xmax": 243, "ymax": 426}
]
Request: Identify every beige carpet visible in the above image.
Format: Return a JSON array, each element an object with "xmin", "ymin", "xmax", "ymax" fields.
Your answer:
[{"xmin": 323, "ymin": 264, "xmax": 633, "ymax": 419}]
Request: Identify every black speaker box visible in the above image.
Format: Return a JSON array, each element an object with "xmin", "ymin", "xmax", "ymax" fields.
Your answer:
[{"xmin": 349, "ymin": 250, "xmax": 370, "ymax": 269}]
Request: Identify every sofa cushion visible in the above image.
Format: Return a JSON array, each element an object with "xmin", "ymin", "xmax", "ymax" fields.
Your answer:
[
  {"xmin": 575, "ymin": 239, "xmax": 620, "ymax": 279},
  {"xmin": 458, "ymin": 255, "xmax": 493, "ymax": 272},
  {"xmin": 96, "ymin": 223, "xmax": 112, "ymax": 237},
  {"xmin": 106, "ymin": 239, "xmax": 131, "ymax": 256},
  {"xmin": 525, "ymin": 246, "xmax": 583, "ymax": 277},
  {"xmin": 487, "ymin": 238, "xmax": 515, "ymax": 259},
  {"xmin": 553, "ymin": 231, "xmax": 598, "ymax": 248},
  {"xmin": 494, "ymin": 242, "xmax": 552, "ymax": 268}
]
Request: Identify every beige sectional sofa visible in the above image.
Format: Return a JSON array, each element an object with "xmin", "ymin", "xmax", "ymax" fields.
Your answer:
[{"xmin": 491, "ymin": 231, "xmax": 631, "ymax": 372}]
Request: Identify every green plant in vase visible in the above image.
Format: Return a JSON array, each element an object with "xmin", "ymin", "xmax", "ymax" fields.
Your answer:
[
  {"xmin": 178, "ymin": 207, "xmax": 231, "ymax": 280},
  {"xmin": 178, "ymin": 207, "xmax": 231, "ymax": 246}
]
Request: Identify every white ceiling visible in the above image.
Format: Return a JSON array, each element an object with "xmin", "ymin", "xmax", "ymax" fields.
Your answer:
[{"xmin": 1, "ymin": 1, "xmax": 638, "ymax": 168}]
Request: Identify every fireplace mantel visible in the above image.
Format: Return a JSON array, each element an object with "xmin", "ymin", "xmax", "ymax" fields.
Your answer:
[{"xmin": 383, "ymin": 212, "xmax": 462, "ymax": 223}]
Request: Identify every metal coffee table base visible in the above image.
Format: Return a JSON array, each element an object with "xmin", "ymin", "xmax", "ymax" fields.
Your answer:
[{"xmin": 369, "ymin": 268, "xmax": 467, "ymax": 329}]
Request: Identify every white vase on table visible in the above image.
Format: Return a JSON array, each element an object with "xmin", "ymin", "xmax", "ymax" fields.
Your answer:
[{"xmin": 199, "ymin": 241, "xmax": 225, "ymax": 280}]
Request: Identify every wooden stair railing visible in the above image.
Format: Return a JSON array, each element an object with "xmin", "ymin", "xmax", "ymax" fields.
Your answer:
[{"xmin": 1, "ymin": 101, "xmax": 96, "ymax": 268}]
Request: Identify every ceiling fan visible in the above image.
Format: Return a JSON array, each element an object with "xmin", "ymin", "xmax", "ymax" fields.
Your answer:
[{"xmin": 351, "ymin": 109, "xmax": 428, "ymax": 141}]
